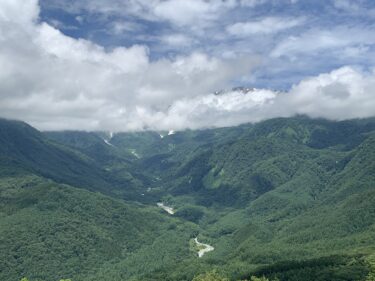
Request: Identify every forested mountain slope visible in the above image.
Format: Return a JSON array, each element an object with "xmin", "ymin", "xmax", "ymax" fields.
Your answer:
[
  {"xmin": 0, "ymin": 175, "xmax": 196, "ymax": 281},
  {"xmin": 0, "ymin": 119, "xmax": 154, "ymax": 201},
  {"xmin": 0, "ymin": 119, "xmax": 109, "ymax": 192},
  {"xmin": 1, "ymin": 117, "xmax": 374, "ymax": 281}
]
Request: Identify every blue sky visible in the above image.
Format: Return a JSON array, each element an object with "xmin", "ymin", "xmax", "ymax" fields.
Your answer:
[
  {"xmin": 0, "ymin": 0, "xmax": 374, "ymax": 131},
  {"xmin": 38, "ymin": 0, "xmax": 375, "ymax": 90}
]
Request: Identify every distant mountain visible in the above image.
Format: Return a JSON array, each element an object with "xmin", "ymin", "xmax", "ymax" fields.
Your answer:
[
  {"xmin": 0, "ymin": 119, "xmax": 148, "ymax": 200},
  {"xmin": 134, "ymin": 117, "xmax": 375, "ymax": 205},
  {"xmin": 45, "ymin": 130, "xmax": 136, "ymax": 164},
  {"xmin": 0, "ymin": 119, "xmax": 108, "ymax": 191}
]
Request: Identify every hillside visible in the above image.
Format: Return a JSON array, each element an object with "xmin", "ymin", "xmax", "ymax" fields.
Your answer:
[
  {"xmin": 0, "ymin": 117, "xmax": 375, "ymax": 281},
  {"xmin": 0, "ymin": 119, "xmax": 154, "ymax": 201},
  {"xmin": 0, "ymin": 174, "xmax": 198, "ymax": 281},
  {"xmin": 132, "ymin": 117, "xmax": 375, "ymax": 207},
  {"xmin": 0, "ymin": 119, "xmax": 110, "ymax": 192}
]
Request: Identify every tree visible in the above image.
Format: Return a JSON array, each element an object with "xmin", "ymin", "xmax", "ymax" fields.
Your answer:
[
  {"xmin": 193, "ymin": 271, "xmax": 229, "ymax": 281},
  {"xmin": 366, "ymin": 263, "xmax": 375, "ymax": 281},
  {"xmin": 250, "ymin": 277, "xmax": 269, "ymax": 281}
]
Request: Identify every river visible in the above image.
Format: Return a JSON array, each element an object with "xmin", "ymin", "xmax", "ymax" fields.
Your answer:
[
  {"xmin": 157, "ymin": 202, "xmax": 175, "ymax": 214},
  {"xmin": 194, "ymin": 237, "xmax": 214, "ymax": 257}
]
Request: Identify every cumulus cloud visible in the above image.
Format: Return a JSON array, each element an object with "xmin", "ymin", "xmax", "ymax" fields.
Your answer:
[
  {"xmin": 275, "ymin": 67, "xmax": 375, "ymax": 120},
  {"xmin": 0, "ymin": 0, "xmax": 256, "ymax": 131},
  {"xmin": 161, "ymin": 66, "xmax": 375, "ymax": 130},
  {"xmin": 0, "ymin": 0, "xmax": 374, "ymax": 132}
]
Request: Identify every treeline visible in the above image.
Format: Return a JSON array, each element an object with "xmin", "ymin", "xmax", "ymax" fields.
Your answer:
[
  {"xmin": 171, "ymin": 255, "xmax": 375, "ymax": 281},
  {"xmin": 246, "ymin": 255, "xmax": 370, "ymax": 281}
]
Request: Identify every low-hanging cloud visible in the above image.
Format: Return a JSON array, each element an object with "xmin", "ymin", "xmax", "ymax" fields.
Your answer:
[
  {"xmin": 0, "ymin": 0, "xmax": 374, "ymax": 132},
  {"xmin": 159, "ymin": 66, "xmax": 375, "ymax": 130}
]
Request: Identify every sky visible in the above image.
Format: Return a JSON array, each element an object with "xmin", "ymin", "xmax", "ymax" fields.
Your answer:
[{"xmin": 0, "ymin": 0, "xmax": 374, "ymax": 131}]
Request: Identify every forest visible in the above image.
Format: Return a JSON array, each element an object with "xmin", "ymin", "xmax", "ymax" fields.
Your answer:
[{"xmin": 0, "ymin": 116, "xmax": 374, "ymax": 281}]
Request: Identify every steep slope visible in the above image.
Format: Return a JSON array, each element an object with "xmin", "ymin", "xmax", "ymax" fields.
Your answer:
[
  {"xmin": 148, "ymin": 117, "xmax": 375, "ymax": 207},
  {"xmin": 45, "ymin": 131, "xmax": 136, "ymax": 165},
  {"xmin": 127, "ymin": 117, "xmax": 375, "ymax": 280},
  {"xmin": 44, "ymin": 130, "xmax": 152, "ymax": 201},
  {"xmin": 0, "ymin": 174, "xmax": 196, "ymax": 281},
  {"xmin": 0, "ymin": 119, "xmax": 149, "ymax": 200},
  {"xmin": 138, "ymin": 130, "xmax": 375, "ymax": 281},
  {"xmin": 2, "ymin": 117, "xmax": 375, "ymax": 281},
  {"xmin": 0, "ymin": 119, "xmax": 109, "ymax": 192},
  {"xmin": 223, "ymin": 134, "xmax": 375, "ymax": 276}
]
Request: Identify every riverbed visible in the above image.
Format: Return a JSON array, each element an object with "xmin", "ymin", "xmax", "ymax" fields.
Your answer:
[
  {"xmin": 194, "ymin": 237, "xmax": 214, "ymax": 257},
  {"xmin": 157, "ymin": 202, "xmax": 175, "ymax": 214}
]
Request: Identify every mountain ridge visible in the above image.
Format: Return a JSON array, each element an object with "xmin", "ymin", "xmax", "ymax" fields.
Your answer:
[{"xmin": 0, "ymin": 116, "xmax": 374, "ymax": 281}]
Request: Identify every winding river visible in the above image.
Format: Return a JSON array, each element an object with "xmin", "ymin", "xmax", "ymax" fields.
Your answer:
[
  {"xmin": 194, "ymin": 237, "xmax": 214, "ymax": 257},
  {"xmin": 157, "ymin": 203, "xmax": 214, "ymax": 257}
]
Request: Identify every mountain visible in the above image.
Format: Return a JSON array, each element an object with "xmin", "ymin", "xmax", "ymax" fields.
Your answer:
[
  {"xmin": 0, "ymin": 119, "xmax": 110, "ymax": 192},
  {"xmin": 0, "ymin": 175, "xmax": 196, "ymax": 281},
  {"xmin": 124, "ymin": 116, "xmax": 375, "ymax": 280},
  {"xmin": 0, "ymin": 119, "xmax": 163, "ymax": 201},
  {"xmin": 133, "ymin": 117, "xmax": 375, "ymax": 206},
  {"xmin": 1, "ymin": 116, "xmax": 375, "ymax": 281},
  {"xmin": 45, "ymin": 130, "xmax": 136, "ymax": 165}
]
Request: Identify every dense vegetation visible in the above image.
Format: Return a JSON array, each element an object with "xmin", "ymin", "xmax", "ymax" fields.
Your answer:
[{"xmin": 1, "ymin": 116, "xmax": 374, "ymax": 280}]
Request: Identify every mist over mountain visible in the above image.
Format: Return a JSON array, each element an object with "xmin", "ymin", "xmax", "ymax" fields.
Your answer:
[
  {"xmin": 1, "ymin": 0, "xmax": 375, "ymax": 131},
  {"xmin": 1, "ymin": 0, "xmax": 375, "ymax": 280}
]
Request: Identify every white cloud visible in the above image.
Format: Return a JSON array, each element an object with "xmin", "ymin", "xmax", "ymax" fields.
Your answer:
[
  {"xmin": 160, "ymin": 89, "xmax": 278, "ymax": 129},
  {"xmin": 160, "ymin": 34, "xmax": 195, "ymax": 47},
  {"xmin": 152, "ymin": 0, "xmax": 236, "ymax": 27},
  {"xmin": 110, "ymin": 21, "xmax": 143, "ymax": 35},
  {"xmin": 0, "ymin": 0, "xmax": 256, "ymax": 131},
  {"xmin": 42, "ymin": 0, "xmax": 237, "ymax": 28},
  {"xmin": 0, "ymin": 0, "xmax": 39, "ymax": 25},
  {"xmin": 271, "ymin": 27, "xmax": 375, "ymax": 58},
  {"xmin": 282, "ymin": 66, "xmax": 375, "ymax": 120},
  {"xmin": 167, "ymin": 66, "xmax": 375, "ymax": 130},
  {"xmin": 0, "ymin": 0, "xmax": 375, "ymax": 132},
  {"xmin": 128, "ymin": 66, "xmax": 375, "ymax": 131},
  {"xmin": 227, "ymin": 17, "xmax": 304, "ymax": 36}
]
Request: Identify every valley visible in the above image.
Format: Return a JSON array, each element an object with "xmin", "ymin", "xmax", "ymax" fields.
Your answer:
[{"xmin": 1, "ymin": 116, "xmax": 375, "ymax": 281}]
